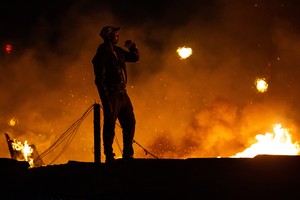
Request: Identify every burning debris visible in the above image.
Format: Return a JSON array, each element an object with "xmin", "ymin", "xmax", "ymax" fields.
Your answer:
[{"xmin": 5, "ymin": 133, "xmax": 44, "ymax": 168}]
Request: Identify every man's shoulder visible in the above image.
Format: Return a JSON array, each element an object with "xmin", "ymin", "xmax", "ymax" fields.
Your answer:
[
  {"xmin": 93, "ymin": 43, "xmax": 105, "ymax": 63},
  {"xmin": 95, "ymin": 43, "xmax": 108, "ymax": 54},
  {"xmin": 114, "ymin": 45, "xmax": 126, "ymax": 53},
  {"xmin": 98, "ymin": 43, "xmax": 106, "ymax": 49}
]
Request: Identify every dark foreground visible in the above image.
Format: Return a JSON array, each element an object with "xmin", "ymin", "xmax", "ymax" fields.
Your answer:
[{"xmin": 1, "ymin": 155, "xmax": 300, "ymax": 200}]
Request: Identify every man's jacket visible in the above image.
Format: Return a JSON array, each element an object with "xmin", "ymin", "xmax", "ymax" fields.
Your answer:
[{"xmin": 92, "ymin": 43, "xmax": 139, "ymax": 101}]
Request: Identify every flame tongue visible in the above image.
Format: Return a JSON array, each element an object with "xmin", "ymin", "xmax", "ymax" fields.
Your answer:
[
  {"xmin": 233, "ymin": 123, "xmax": 300, "ymax": 158},
  {"xmin": 11, "ymin": 139, "xmax": 34, "ymax": 167}
]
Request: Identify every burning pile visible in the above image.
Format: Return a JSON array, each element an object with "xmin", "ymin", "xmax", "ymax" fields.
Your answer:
[
  {"xmin": 232, "ymin": 123, "xmax": 300, "ymax": 158},
  {"xmin": 5, "ymin": 133, "xmax": 44, "ymax": 168}
]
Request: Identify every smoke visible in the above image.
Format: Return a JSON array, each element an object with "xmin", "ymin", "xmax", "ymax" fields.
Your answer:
[{"xmin": 1, "ymin": 0, "xmax": 300, "ymax": 164}]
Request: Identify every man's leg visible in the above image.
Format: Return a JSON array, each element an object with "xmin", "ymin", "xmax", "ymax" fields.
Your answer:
[
  {"xmin": 119, "ymin": 94, "xmax": 136, "ymax": 159},
  {"xmin": 103, "ymin": 111, "xmax": 116, "ymax": 162},
  {"xmin": 102, "ymin": 95, "xmax": 120, "ymax": 163}
]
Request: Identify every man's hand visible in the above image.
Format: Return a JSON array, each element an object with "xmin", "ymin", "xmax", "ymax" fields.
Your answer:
[{"xmin": 124, "ymin": 40, "xmax": 136, "ymax": 48}]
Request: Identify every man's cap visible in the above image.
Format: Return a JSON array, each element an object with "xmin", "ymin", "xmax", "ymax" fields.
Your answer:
[{"xmin": 99, "ymin": 26, "xmax": 120, "ymax": 40}]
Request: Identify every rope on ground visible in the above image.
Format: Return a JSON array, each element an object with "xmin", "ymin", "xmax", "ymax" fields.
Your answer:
[
  {"xmin": 34, "ymin": 104, "xmax": 94, "ymax": 165},
  {"xmin": 133, "ymin": 139, "xmax": 159, "ymax": 159},
  {"xmin": 34, "ymin": 103, "xmax": 158, "ymax": 165}
]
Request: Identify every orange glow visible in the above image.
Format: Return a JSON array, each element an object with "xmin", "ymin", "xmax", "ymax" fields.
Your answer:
[
  {"xmin": 232, "ymin": 123, "xmax": 300, "ymax": 158},
  {"xmin": 177, "ymin": 46, "xmax": 192, "ymax": 59},
  {"xmin": 255, "ymin": 77, "xmax": 268, "ymax": 93}
]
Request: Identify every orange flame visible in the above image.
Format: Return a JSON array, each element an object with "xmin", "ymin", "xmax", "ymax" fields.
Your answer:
[
  {"xmin": 232, "ymin": 123, "xmax": 300, "ymax": 158},
  {"xmin": 11, "ymin": 139, "xmax": 34, "ymax": 167}
]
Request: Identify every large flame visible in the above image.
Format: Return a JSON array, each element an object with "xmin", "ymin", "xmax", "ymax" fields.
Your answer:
[
  {"xmin": 177, "ymin": 46, "xmax": 192, "ymax": 59},
  {"xmin": 233, "ymin": 123, "xmax": 300, "ymax": 158}
]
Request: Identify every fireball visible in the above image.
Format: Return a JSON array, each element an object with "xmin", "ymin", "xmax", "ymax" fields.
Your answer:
[
  {"xmin": 255, "ymin": 77, "xmax": 268, "ymax": 93},
  {"xmin": 177, "ymin": 46, "xmax": 192, "ymax": 59},
  {"xmin": 8, "ymin": 117, "xmax": 18, "ymax": 126}
]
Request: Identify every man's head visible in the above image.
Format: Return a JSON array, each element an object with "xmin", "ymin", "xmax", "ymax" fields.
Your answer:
[{"xmin": 100, "ymin": 26, "xmax": 120, "ymax": 43}]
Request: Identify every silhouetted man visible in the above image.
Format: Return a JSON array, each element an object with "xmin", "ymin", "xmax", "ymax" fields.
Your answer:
[{"xmin": 92, "ymin": 26, "xmax": 139, "ymax": 163}]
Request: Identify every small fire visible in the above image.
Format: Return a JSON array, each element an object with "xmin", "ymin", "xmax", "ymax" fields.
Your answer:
[
  {"xmin": 177, "ymin": 46, "xmax": 192, "ymax": 59},
  {"xmin": 11, "ymin": 139, "xmax": 34, "ymax": 167},
  {"xmin": 255, "ymin": 77, "xmax": 268, "ymax": 93},
  {"xmin": 233, "ymin": 123, "xmax": 300, "ymax": 158}
]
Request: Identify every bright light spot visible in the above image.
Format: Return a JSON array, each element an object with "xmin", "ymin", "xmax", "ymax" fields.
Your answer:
[
  {"xmin": 8, "ymin": 118, "xmax": 18, "ymax": 126},
  {"xmin": 5, "ymin": 44, "xmax": 13, "ymax": 54},
  {"xmin": 177, "ymin": 46, "xmax": 192, "ymax": 59},
  {"xmin": 232, "ymin": 123, "xmax": 300, "ymax": 158},
  {"xmin": 255, "ymin": 77, "xmax": 268, "ymax": 93}
]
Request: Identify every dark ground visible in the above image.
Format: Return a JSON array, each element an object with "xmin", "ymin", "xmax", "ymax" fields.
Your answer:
[{"xmin": 1, "ymin": 155, "xmax": 300, "ymax": 200}]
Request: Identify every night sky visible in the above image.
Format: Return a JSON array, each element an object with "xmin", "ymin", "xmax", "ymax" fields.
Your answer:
[{"xmin": 1, "ymin": 0, "xmax": 300, "ymax": 164}]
